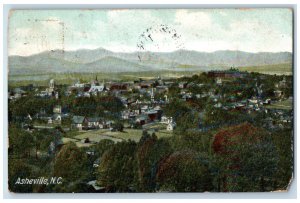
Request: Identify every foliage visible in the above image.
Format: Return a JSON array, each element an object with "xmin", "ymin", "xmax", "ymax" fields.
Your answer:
[
  {"xmin": 136, "ymin": 132, "xmax": 172, "ymax": 192},
  {"xmin": 212, "ymin": 123, "xmax": 280, "ymax": 191},
  {"xmin": 9, "ymin": 125, "xmax": 34, "ymax": 158},
  {"xmin": 53, "ymin": 142, "xmax": 90, "ymax": 183},
  {"xmin": 156, "ymin": 150, "xmax": 213, "ymax": 192},
  {"xmin": 97, "ymin": 141, "xmax": 138, "ymax": 192},
  {"xmin": 270, "ymin": 129, "xmax": 293, "ymax": 190}
]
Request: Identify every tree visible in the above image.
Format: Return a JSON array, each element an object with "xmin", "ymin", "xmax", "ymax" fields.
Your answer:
[
  {"xmin": 53, "ymin": 142, "xmax": 90, "ymax": 185},
  {"xmin": 8, "ymin": 159, "xmax": 34, "ymax": 193},
  {"xmin": 113, "ymin": 122, "xmax": 124, "ymax": 132},
  {"xmin": 270, "ymin": 128, "xmax": 293, "ymax": 190},
  {"xmin": 164, "ymin": 99, "xmax": 190, "ymax": 124},
  {"xmin": 212, "ymin": 122, "xmax": 279, "ymax": 192},
  {"xmin": 97, "ymin": 141, "xmax": 137, "ymax": 192},
  {"xmin": 92, "ymin": 139, "xmax": 115, "ymax": 157},
  {"xmin": 136, "ymin": 132, "xmax": 172, "ymax": 192},
  {"xmin": 9, "ymin": 125, "xmax": 34, "ymax": 158},
  {"xmin": 156, "ymin": 150, "xmax": 213, "ymax": 192}
]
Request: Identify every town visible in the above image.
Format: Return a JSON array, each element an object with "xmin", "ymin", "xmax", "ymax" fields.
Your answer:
[{"xmin": 8, "ymin": 68, "xmax": 293, "ymax": 192}]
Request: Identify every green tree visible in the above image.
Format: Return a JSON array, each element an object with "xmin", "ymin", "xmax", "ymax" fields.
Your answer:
[
  {"xmin": 271, "ymin": 129, "xmax": 293, "ymax": 190},
  {"xmin": 9, "ymin": 125, "xmax": 34, "ymax": 158},
  {"xmin": 53, "ymin": 142, "xmax": 90, "ymax": 191},
  {"xmin": 97, "ymin": 141, "xmax": 137, "ymax": 192},
  {"xmin": 156, "ymin": 150, "xmax": 213, "ymax": 192},
  {"xmin": 136, "ymin": 132, "xmax": 172, "ymax": 192},
  {"xmin": 8, "ymin": 159, "xmax": 34, "ymax": 193}
]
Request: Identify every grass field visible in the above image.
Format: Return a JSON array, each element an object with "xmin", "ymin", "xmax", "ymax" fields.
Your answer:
[
  {"xmin": 62, "ymin": 127, "xmax": 173, "ymax": 147},
  {"xmin": 266, "ymin": 97, "xmax": 293, "ymax": 110},
  {"xmin": 8, "ymin": 63, "xmax": 292, "ymax": 87},
  {"xmin": 238, "ymin": 63, "xmax": 292, "ymax": 75},
  {"xmin": 8, "ymin": 70, "xmax": 202, "ymax": 87}
]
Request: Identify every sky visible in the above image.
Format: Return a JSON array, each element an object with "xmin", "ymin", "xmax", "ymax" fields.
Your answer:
[{"xmin": 8, "ymin": 8, "xmax": 293, "ymax": 56}]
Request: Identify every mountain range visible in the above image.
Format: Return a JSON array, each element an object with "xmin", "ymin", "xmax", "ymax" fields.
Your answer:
[{"xmin": 8, "ymin": 48, "xmax": 292, "ymax": 75}]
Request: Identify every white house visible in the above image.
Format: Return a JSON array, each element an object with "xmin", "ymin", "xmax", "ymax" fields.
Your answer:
[
  {"xmin": 53, "ymin": 105, "xmax": 62, "ymax": 114},
  {"xmin": 52, "ymin": 114, "xmax": 62, "ymax": 124},
  {"xmin": 167, "ymin": 122, "xmax": 176, "ymax": 131},
  {"xmin": 89, "ymin": 86, "xmax": 105, "ymax": 93}
]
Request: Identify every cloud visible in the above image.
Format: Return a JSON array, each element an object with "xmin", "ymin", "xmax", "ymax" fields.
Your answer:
[
  {"xmin": 175, "ymin": 10, "xmax": 212, "ymax": 29},
  {"xmin": 8, "ymin": 9, "xmax": 292, "ymax": 56}
]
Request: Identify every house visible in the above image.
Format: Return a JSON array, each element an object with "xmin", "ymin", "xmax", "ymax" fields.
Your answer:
[
  {"xmin": 136, "ymin": 115, "xmax": 148, "ymax": 125},
  {"xmin": 72, "ymin": 80, "xmax": 85, "ymax": 88},
  {"xmin": 52, "ymin": 113, "xmax": 62, "ymax": 125},
  {"xmin": 99, "ymin": 120, "xmax": 114, "ymax": 129},
  {"xmin": 53, "ymin": 105, "xmax": 62, "ymax": 114},
  {"xmin": 167, "ymin": 122, "xmax": 176, "ymax": 131},
  {"xmin": 85, "ymin": 117, "xmax": 100, "ymax": 129},
  {"xmin": 89, "ymin": 77, "xmax": 105, "ymax": 94},
  {"xmin": 10, "ymin": 88, "xmax": 26, "ymax": 99},
  {"xmin": 179, "ymin": 82, "xmax": 188, "ymax": 89},
  {"xmin": 141, "ymin": 105, "xmax": 149, "ymax": 113},
  {"xmin": 145, "ymin": 110, "xmax": 158, "ymax": 121},
  {"xmin": 72, "ymin": 116, "xmax": 85, "ymax": 130},
  {"xmin": 161, "ymin": 116, "xmax": 169, "ymax": 123},
  {"xmin": 166, "ymin": 117, "xmax": 176, "ymax": 131},
  {"xmin": 89, "ymin": 86, "xmax": 105, "ymax": 94}
]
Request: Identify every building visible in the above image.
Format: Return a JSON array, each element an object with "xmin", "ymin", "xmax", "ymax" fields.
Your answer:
[
  {"xmin": 145, "ymin": 110, "xmax": 158, "ymax": 121},
  {"xmin": 179, "ymin": 82, "xmax": 188, "ymax": 89},
  {"xmin": 53, "ymin": 105, "xmax": 62, "ymax": 114},
  {"xmin": 85, "ymin": 117, "xmax": 101, "ymax": 129},
  {"xmin": 208, "ymin": 70, "xmax": 247, "ymax": 78},
  {"xmin": 216, "ymin": 78, "xmax": 222, "ymax": 85},
  {"xmin": 109, "ymin": 83, "xmax": 128, "ymax": 91},
  {"xmin": 89, "ymin": 77, "xmax": 105, "ymax": 94},
  {"xmin": 166, "ymin": 117, "xmax": 176, "ymax": 131},
  {"xmin": 167, "ymin": 122, "xmax": 176, "ymax": 131},
  {"xmin": 72, "ymin": 116, "xmax": 85, "ymax": 130},
  {"xmin": 136, "ymin": 115, "xmax": 148, "ymax": 125},
  {"xmin": 52, "ymin": 114, "xmax": 62, "ymax": 125}
]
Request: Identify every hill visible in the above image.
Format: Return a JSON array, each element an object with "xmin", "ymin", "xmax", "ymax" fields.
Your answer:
[{"xmin": 8, "ymin": 48, "xmax": 292, "ymax": 76}]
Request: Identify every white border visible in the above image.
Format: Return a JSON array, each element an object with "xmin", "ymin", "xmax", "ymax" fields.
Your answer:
[{"xmin": 1, "ymin": 1, "xmax": 299, "ymax": 201}]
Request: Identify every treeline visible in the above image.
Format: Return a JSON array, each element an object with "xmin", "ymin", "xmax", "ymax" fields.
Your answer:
[{"xmin": 8, "ymin": 122, "xmax": 293, "ymax": 193}]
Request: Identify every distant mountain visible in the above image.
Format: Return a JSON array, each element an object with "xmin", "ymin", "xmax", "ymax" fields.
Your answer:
[{"xmin": 8, "ymin": 48, "xmax": 292, "ymax": 75}]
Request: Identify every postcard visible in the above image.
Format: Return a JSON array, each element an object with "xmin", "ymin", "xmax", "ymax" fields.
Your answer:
[{"xmin": 7, "ymin": 8, "xmax": 293, "ymax": 193}]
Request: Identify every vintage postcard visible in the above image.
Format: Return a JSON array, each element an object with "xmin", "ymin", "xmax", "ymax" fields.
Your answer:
[{"xmin": 7, "ymin": 8, "xmax": 293, "ymax": 193}]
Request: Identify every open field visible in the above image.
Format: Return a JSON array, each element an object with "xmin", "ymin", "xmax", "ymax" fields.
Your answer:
[
  {"xmin": 8, "ymin": 63, "xmax": 292, "ymax": 87},
  {"xmin": 266, "ymin": 97, "xmax": 293, "ymax": 110},
  {"xmin": 8, "ymin": 70, "xmax": 203, "ymax": 87},
  {"xmin": 238, "ymin": 63, "xmax": 292, "ymax": 75},
  {"xmin": 62, "ymin": 128, "xmax": 173, "ymax": 147}
]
